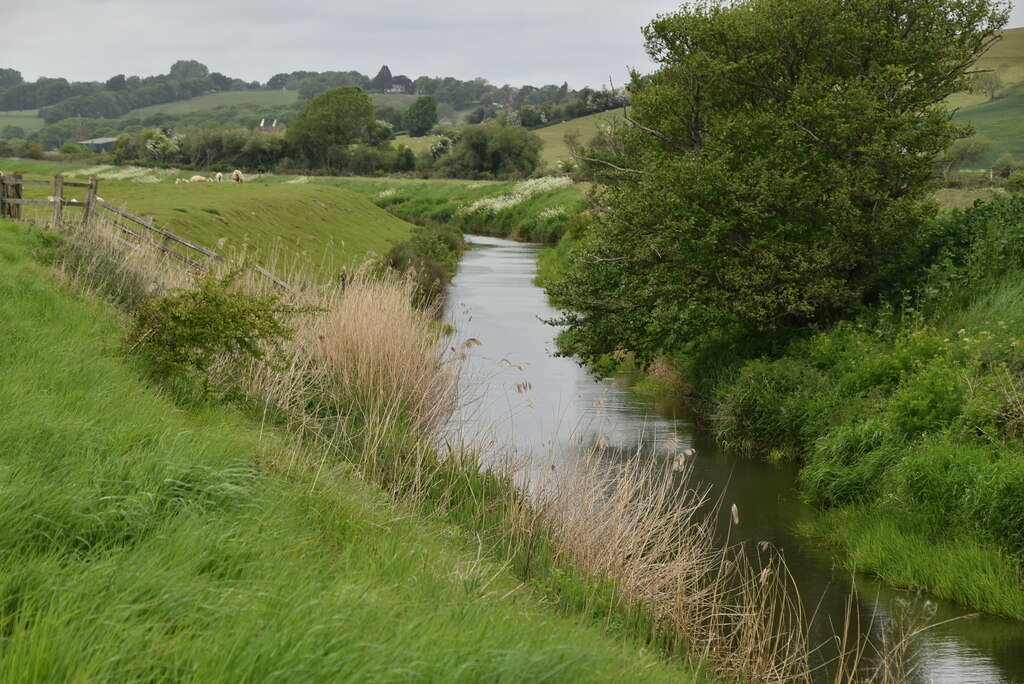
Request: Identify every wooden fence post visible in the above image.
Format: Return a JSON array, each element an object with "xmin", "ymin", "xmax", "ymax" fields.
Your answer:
[
  {"xmin": 51, "ymin": 174, "xmax": 64, "ymax": 225},
  {"xmin": 81, "ymin": 176, "xmax": 98, "ymax": 227},
  {"xmin": 11, "ymin": 172, "xmax": 23, "ymax": 220},
  {"xmin": 0, "ymin": 171, "xmax": 6, "ymax": 219}
]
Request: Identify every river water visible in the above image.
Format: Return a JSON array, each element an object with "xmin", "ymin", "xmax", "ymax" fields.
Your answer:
[{"xmin": 446, "ymin": 235, "xmax": 1024, "ymax": 683}]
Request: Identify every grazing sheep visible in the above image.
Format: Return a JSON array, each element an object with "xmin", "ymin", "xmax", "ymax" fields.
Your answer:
[
  {"xmin": 215, "ymin": 172, "xmax": 223, "ymax": 182},
  {"xmin": 232, "ymin": 169, "xmax": 244, "ymax": 183}
]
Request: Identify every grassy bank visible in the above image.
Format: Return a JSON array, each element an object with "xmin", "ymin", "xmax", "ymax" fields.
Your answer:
[
  {"xmin": 0, "ymin": 162, "xmax": 414, "ymax": 272},
  {"xmin": 328, "ymin": 175, "xmax": 586, "ymax": 243},
  {"xmin": 0, "ymin": 219, "xmax": 707, "ymax": 681},
  {"xmin": 702, "ymin": 196, "xmax": 1024, "ymax": 619},
  {"xmin": 0, "ymin": 159, "xmax": 586, "ymax": 247}
]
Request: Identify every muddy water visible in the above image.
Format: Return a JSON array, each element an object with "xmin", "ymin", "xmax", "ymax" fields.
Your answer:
[{"xmin": 446, "ymin": 235, "xmax": 1024, "ymax": 683}]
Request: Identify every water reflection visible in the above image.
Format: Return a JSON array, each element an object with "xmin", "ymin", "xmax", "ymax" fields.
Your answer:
[{"xmin": 446, "ymin": 234, "xmax": 1024, "ymax": 684}]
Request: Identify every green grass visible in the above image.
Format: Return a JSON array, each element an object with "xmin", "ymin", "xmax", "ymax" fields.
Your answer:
[
  {"xmin": 392, "ymin": 132, "xmax": 437, "ymax": 155},
  {"xmin": 124, "ymin": 90, "xmax": 299, "ymax": 118},
  {"xmin": 932, "ymin": 185, "xmax": 1011, "ymax": 209},
  {"xmin": 952, "ymin": 84, "xmax": 1024, "ymax": 168},
  {"xmin": 802, "ymin": 509, "xmax": 1024, "ymax": 620},
  {"xmin": 327, "ymin": 175, "xmax": 586, "ymax": 242},
  {"xmin": 534, "ymin": 110, "xmax": 625, "ymax": 168},
  {"xmin": 0, "ymin": 109, "xmax": 45, "ymax": 135},
  {"xmin": 0, "ymin": 160, "xmax": 415, "ymax": 272},
  {"xmin": 0, "ymin": 219, "xmax": 700, "ymax": 682},
  {"xmin": 97, "ymin": 179, "xmax": 413, "ymax": 270}
]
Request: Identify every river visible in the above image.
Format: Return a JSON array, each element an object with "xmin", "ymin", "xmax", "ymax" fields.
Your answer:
[{"xmin": 446, "ymin": 235, "xmax": 1024, "ymax": 683}]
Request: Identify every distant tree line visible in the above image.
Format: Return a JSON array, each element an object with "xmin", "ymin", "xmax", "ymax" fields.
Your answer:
[
  {"xmin": 1, "ymin": 59, "xmax": 627, "ymax": 134},
  {"xmin": 0, "ymin": 60, "xmax": 625, "ymax": 179},
  {"xmin": 0, "ymin": 85, "xmax": 545, "ymax": 180}
]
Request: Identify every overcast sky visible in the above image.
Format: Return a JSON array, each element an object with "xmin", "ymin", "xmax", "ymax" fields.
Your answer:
[{"xmin": 6, "ymin": 1, "xmax": 1024, "ymax": 89}]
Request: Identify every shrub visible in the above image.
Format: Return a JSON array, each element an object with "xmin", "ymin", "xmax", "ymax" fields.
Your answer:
[
  {"xmin": 886, "ymin": 360, "xmax": 965, "ymax": 438},
  {"xmin": 20, "ymin": 141, "xmax": 43, "ymax": 159},
  {"xmin": 126, "ymin": 268, "xmax": 302, "ymax": 390},
  {"xmin": 1006, "ymin": 170, "xmax": 1024, "ymax": 193}
]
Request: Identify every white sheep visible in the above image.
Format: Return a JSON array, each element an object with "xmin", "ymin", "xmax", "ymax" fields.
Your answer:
[
  {"xmin": 215, "ymin": 172, "xmax": 223, "ymax": 182},
  {"xmin": 189, "ymin": 175, "xmax": 211, "ymax": 183},
  {"xmin": 232, "ymin": 169, "xmax": 244, "ymax": 183}
]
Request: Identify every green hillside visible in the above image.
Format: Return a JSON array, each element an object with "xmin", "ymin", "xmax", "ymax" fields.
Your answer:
[
  {"xmin": 99, "ymin": 180, "xmax": 411, "ymax": 269},
  {"xmin": 946, "ymin": 26, "xmax": 1024, "ymax": 167},
  {"xmin": 947, "ymin": 26, "xmax": 1024, "ymax": 110},
  {"xmin": 0, "ymin": 109, "xmax": 45, "ymax": 135},
  {"xmin": 534, "ymin": 110, "xmax": 625, "ymax": 167},
  {"xmin": 952, "ymin": 84, "xmax": 1024, "ymax": 167},
  {"xmin": 0, "ymin": 160, "xmax": 413, "ymax": 272},
  {"xmin": 125, "ymin": 90, "xmax": 300, "ymax": 118}
]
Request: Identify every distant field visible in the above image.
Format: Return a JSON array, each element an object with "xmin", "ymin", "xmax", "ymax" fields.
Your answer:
[
  {"xmin": 952, "ymin": 84, "xmax": 1024, "ymax": 167},
  {"xmin": 534, "ymin": 110, "xmax": 625, "ymax": 168},
  {"xmin": 126, "ymin": 90, "xmax": 300, "ymax": 118},
  {"xmin": 369, "ymin": 93, "xmax": 420, "ymax": 109},
  {"xmin": 946, "ymin": 27, "xmax": 1024, "ymax": 114},
  {"xmin": 0, "ymin": 109, "xmax": 45, "ymax": 135},
  {"xmin": 0, "ymin": 160, "xmax": 412, "ymax": 271},
  {"xmin": 392, "ymin": 133, "xmax": 435, "ymax": 155}
]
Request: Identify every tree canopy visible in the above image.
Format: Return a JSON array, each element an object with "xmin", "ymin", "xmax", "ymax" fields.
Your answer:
[
  {"xmin": 550, "ymin": 0, "xmax": 1008, "ymax": 368},
  {"xmin": 371, "ymin": 65, "xmax": 393, "ymax": 92},
  {"xmin": 403, "ymin": 95, "xmax": 438, "ymax": 137},
  {"xmin": 286, "ymin": 86, "xmax": 375, "ymax": 170}
]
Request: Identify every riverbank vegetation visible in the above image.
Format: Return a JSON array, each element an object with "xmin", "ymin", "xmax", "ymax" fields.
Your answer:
[
  {"xmin": 2, "ymin": 175, "xmax": 934, "ymax": 681},
  {"xmin": 0, "ymin": 219, "xmax": 715, "ymax": 681},
  {"xmin": 544, "ymin": 0, "xmax": 1024, "ymax": 619}
]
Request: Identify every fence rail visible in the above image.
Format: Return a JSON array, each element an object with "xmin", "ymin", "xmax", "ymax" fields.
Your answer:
[{"xmin": 0, "ymin": 171, "xmax": 286, "ymax": 289}]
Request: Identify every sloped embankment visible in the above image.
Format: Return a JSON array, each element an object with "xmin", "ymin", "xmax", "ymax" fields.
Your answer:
[{"xmin": 0, "ymin": 220, "xmax": 694, "ymax": 681}]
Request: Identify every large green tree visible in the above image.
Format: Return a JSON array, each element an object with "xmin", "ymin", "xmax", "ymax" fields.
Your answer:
[
  {"xmin": 550, "ymin": 0, "xmax": 1007, "ymax": 369},
  {"xmin": 402, "ymin": 96, "xmax": 438, "ymax": 137},
  {"xmin": 371, "ymin": 65, "xmax": 393, "ymax": 93},
  {"xmin": 286, "ymin": 86, "xmax": 375, "ymax": 170}
]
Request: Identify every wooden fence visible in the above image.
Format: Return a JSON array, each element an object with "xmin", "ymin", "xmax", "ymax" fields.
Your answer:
[{"xmin": 0, "ymin": 171, "xmax": 286, "ymax": 288}]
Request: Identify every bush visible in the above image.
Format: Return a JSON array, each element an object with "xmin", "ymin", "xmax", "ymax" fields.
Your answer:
[
  {"xmin": 886, "ymin": 360, "xmax": 965, "ymax": 438},
  {"xmin": 1006, "ymin": 170, "xmax": 1024, "ymax": 193},
  {"xmin": 20, "ymin": 141, "xmax": 43, "ymax": 159},
  {"xmin": 126, "ymin": 268, "xmax": 302, "ymax": 391}
]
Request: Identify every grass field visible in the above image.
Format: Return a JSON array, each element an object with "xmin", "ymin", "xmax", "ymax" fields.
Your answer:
[
  {"xmin": 0, "ymin": 160, "xmax": 414, "ymax": 272},
  {"xmin": 952, "ymin": 84, "xmax": 1024, "ymax": 167},
  {"xmin": 534, "ymin": 110, "xmax": 626, "ymax": 168},
  {"xmin": 947, "ymin": 26, "xmax": 1024, "ymax": 110},
  {"xmin": 0, "ymin": 220, "xmax": 701, "ymax": 682},
  {"xmin": 125, "ymin": 90, "xmax": 300, "ymax": 118},
  {"xmin": 0, "ymin": 109, "xmax": 45, "ymax": 135}
]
